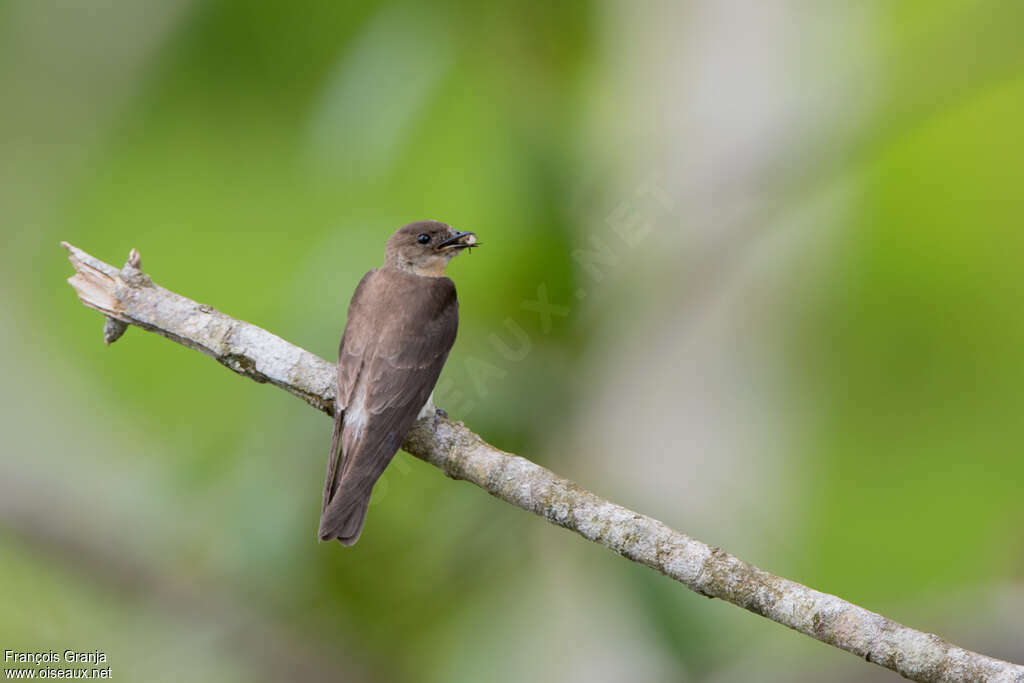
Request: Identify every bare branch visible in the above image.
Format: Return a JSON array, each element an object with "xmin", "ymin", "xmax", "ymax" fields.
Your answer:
[{"xmin": 61, "ymin": 242, "xmax": 1024, "ymax": 683}]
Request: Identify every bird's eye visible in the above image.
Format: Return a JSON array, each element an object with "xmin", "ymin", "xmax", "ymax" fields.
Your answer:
[{"xmin": 417, "ymin": 234, "xmax": 431, "ymax": 245}]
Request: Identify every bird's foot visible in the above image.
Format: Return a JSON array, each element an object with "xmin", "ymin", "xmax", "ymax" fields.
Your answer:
[{"xmin": 432, "ymin": 408, "xmax": 448, "ymax": 430}]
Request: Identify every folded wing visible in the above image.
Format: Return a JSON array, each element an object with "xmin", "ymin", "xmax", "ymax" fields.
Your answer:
[{"xmin": 319, "ymin": 269, "xmax": 458, "ymax": 544}]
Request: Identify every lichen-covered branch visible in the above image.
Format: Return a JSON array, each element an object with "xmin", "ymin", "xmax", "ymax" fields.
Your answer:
[
  {"xmin": 62, "ymin": 242, "xmax": 335, "ymax": 414},
  {"xmin": 61, "ymin": 242, "xmax": 1024, "ymax": 683}
]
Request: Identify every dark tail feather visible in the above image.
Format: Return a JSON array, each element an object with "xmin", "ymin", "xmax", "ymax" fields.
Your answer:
[
  {"xmin": 318, "ymin": 489, "xmax": 372, "ymax": 546},
  {"xmin": 320, "ymin": 405, "xmax": 374, "ymax": 546},
  {"xmin": 322, "ymin": 407, "xmax": 345, "ymax": 514}
]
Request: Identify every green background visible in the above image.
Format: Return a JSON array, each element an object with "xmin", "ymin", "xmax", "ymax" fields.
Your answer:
[{"xmin": 2, "ymin": 1, "xmax": 1022, "ymax": 680}]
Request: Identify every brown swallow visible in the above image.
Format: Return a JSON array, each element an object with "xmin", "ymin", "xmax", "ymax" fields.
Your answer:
[{"xmin": 319, "ymin": 220, "xmax": 478, "ymax": 545}]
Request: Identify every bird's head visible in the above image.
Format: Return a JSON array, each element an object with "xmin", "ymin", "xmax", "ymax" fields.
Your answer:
[{"xmin": 385, "ymin": 220, "xmax": 478, "ymax": 277}]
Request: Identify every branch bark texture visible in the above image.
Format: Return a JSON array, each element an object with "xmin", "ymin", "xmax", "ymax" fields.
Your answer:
[{"xmin": 62, "ymin": 242, "xmax": 1024, "ymax": 683}]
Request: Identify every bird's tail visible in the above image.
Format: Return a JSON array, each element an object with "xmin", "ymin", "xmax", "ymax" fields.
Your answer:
[
  {"xmin": 318, "ymin": 486, "xmax": 372, "ymax": 546},
  {"xmin": 319, "ymin": 403, "xmax": 370, "ymax": 546}
]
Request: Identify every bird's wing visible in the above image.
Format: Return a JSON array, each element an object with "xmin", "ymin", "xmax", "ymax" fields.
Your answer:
[
  {"xmin": 321, "ymin": 270, "xmax": 377, "ymax": 513},
  {"xmin": 322, "ymin": 274, "xmax": 458, "ymax": 514}
]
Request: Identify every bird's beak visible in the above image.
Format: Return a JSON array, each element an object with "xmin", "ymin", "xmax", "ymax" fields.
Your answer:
[{"xmin": 435, "ymin": 230, "xmax": 478, "ymax": 251}]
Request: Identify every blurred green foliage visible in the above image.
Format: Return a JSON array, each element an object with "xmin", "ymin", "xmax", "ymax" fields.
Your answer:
[{"xmin": 798, "ymin": 73, "xmax": 1024, "ymax": 601}]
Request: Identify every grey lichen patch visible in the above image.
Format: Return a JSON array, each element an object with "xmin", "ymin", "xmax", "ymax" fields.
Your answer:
[
  {"xmin": 538, "ymin": 483, "xmax": 575, "ymax": 528},
  {"xmin": 940, "ymin": 646, "xmax": 1024, "ymax": 683},
  {"xmin": 120, "ymin": 266, "xmax": 152, "ymax": 288},
  {"xmin": 284, "ymin": 352, "xmax": 335, "ymax": 406},
  {"xmin": 894, "ymin": 631, "xmax": 949, "ymax": 680},
  {"xmin": 812, "ymin": 609, "xmax": 839, "ymax": 645},
  {"xmin": 662, "ymin": 538, "xmax": 713, "ymax": 588}
]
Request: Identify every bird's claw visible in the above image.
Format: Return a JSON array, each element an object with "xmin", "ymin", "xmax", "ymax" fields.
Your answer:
[{"xmin": 432, "ymin": 408, "xmax": 448, "ymax": 430}]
